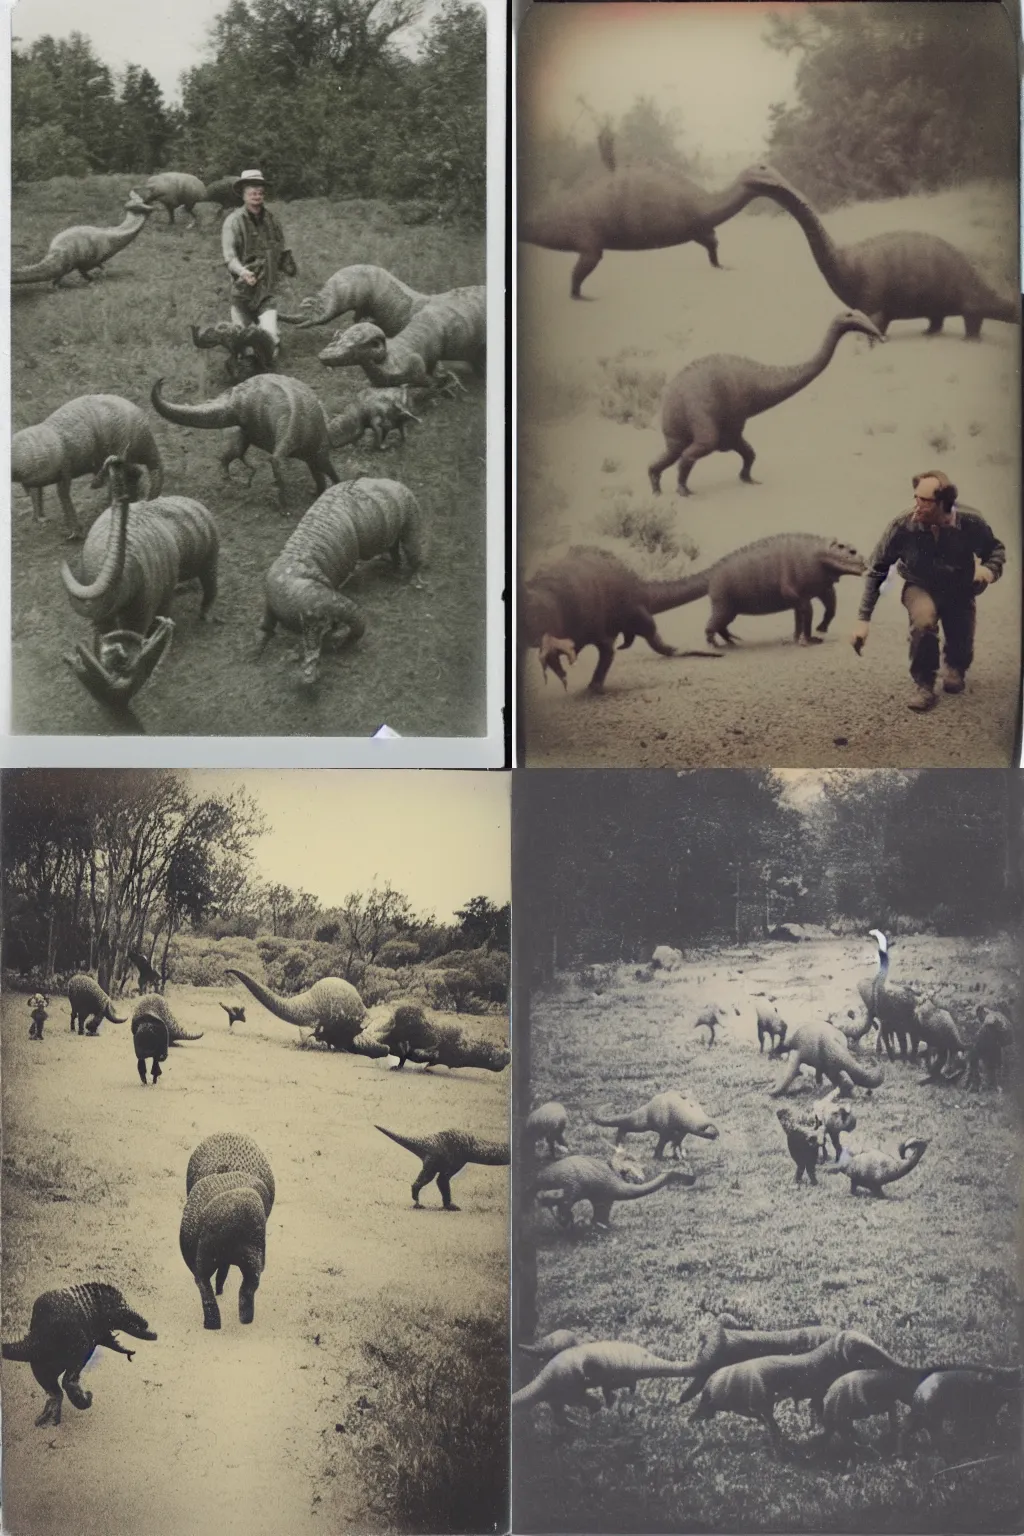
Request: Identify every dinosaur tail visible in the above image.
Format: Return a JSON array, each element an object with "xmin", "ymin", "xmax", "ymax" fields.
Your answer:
[
  {"xmin": 11, "ymin": 257, "xmax": 66, "ymax": 284},
  {"xmin": 511, "ymin": 1366, "xmax": 557, "ymax": 1408},
  {"xmin": 151, "ymin": 378, "xmax": 238, "ymax": 431},
  {"xmin": 591, "ymin": 1111, "xmax": 640, "ymax": 1130},
  {"xmin": 983, "ymin": 289, "xmax": 1020, "ymax": 325},
  {"xmin": 170, "ymin": 1028, "xmax": 204, "ymax": 1043},
  {"xmin": 2, "ymin": 1336, "xmax": 34, "ymax": 1361},
  {"xmin": 375, "ymin": 1125, "xmax": 431, "ymax": 1159},
  {"xmin": 105, "ymin": 1003, "xmax": 129, "ymax": 1023},
  {"xmin": 642, "ymin": 571, "xmax": 713, "ymax": 616}
]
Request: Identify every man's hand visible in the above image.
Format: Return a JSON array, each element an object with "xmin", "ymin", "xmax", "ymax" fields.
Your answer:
[
  {"xmin": 850, "ymin": 620, "xmax": 870, "ymax": 656},
  {"xmin": 240, "ymin": 268, "xmax": 258, "ymax": 287},
  {"xmin": 973, "ymin": 562, "xmax": 994, "ymax": 594}
]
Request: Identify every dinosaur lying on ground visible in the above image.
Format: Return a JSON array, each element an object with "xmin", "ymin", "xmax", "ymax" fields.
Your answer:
[
  {"xmin": 825, "ymin": 1138, "xmax": 928, "ymax": 1197},
  {"xmin": 518, "ymin": 148, "xmax": 793, "ymax": 299},
  {"xmin": 770, "ymin": 1022, "xmax": 884, "ymax": 1097},
  {"xmin": 374, "ymin": 1126, "xmax": 510, "ymax": 1210},
  {"xmin": 528, "ymin": 1154, "xmax": 694, "ymax": 1230},
  {"xmin": 648, "ymin": 312, "xmax": 883, "ymax": 497},
  {"xmin": 2, "ymin": 1283, "xmax": 157, "ymax": 1426},
  {"xmin": 67, "ymin": 973, "xmax": 128, "ymax": 1034},
  {"xmin": 279, "ymin": 264, "xmax": 433, "ymax": 334},
  {"xmin": 520, "ymin": 545, "xmax": 723, "ymax": 694},
  {"xmin": 525, "ymin": 1101, "xmax": 570, "ymax": 1158},
  {"xmin": 377, "ymin": 1005, "xmax": 510, "ymax": 1072},
  {"xmin": 518, "ymin": 1329, "xmax": 584, "ymax": 1361},
  {"xmin": 225, "ymin": 969, "xmax": 367, "ymax": 1051},
  {"xmin": 179, "ymin": 1172, "xmax": 269, "ymax": 1329},
  {"xmin": 675, "ymin": 1319, "xmax": 836, "ymax": 1405},
  {"xmin": 327, "ymin": 387, "xmax": 420, "ymax": 450},
  {"xmin": 756, "ymin": 167, "xmax": 1021, "ymax": 340},
  {"xmin": 12, "ymin": 191, "xmax": 157, "ymax": 286},
  {"xmin": 512, "ymin": 1341, "xmax": 700, "ymax": 1424},
  {"xmin": 593, "ymin": 1090, "xmax": 719, "ymax": 1160}
]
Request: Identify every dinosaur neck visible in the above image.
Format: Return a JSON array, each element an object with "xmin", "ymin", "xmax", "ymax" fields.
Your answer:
[
  {"xmin": 112, "ymin": 212, "xmax": 149, "ymax": 248},
  {"xmin": 641, "ymin": 571, "xmax": 713, "ymax": 614},
  {"xmin": 701, "ymin": 176, "xmax": 759, "ymax": 228},
  {"xmin": 762, "ymin": 184, "xmax": 849, "ymax": 297},
  {"xmin": 886, "ymin": 1147, "xmax": 926, "ymax": 1182},
  {"xmin": 744, "ymin": 324, "xmax": 848, "ymax": 414},
  {"xmin": 224, "ymin": 969, "xmax": 308, "ymax": 1025}
]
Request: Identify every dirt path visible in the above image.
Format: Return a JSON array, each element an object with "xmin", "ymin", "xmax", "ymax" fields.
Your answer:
[
  {"xmin": 518, "ymin": 185, "xmax": 1021, "ymax": 766},
  {"xmin": 1, "ymin": 986, "xmax": 508, "ymax": 1535}
]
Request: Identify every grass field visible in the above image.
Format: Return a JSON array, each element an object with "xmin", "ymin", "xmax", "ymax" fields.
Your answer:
[
  {"xmin": 514, "ymin": 935, "xmax": 1022, "ymax": 1534},
  {"xmin": 11, "ymin": 176, "xmax": 487, "ymax": 737}
]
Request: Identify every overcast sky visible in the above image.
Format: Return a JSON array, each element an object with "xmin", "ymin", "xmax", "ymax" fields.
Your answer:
[
  {"xmin": 519, "ymin": 2, "xmax": 799, "ymax": 168},
  {"xmin": 188, "ymin": 770, "xmax": 510, "ymax": 921},
  {"xmin": 10, "ymin": 0, "xmax": 451, "ymax": 102}
]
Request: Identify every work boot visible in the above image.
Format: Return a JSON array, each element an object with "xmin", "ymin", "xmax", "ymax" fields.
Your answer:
[
  {"xmin": 942, "ymin": 667, "xmax": 965, "ymax": 694},
  {"xmin": 907, "ymin": 682, "xmax": 937, "ymax": 712}
]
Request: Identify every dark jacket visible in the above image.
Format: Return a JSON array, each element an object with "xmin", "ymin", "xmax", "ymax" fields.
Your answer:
[
  {"xmin": 222, "ymin": 205, "xmax": 295, "ymax": 311},
  {"xmin": 858, "ymin": 506, "xmax": 1005, "ymax": 621}
]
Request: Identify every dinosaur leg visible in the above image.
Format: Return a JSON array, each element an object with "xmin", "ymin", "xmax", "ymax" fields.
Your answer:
[
  {"xmin": 963, "ymin": 314, "xmax": 983, "ymax": 340},
  {"xmin": 412, "ymin": 1156, "xmax": 442, "ymax": 1206},
  {"xmin": 816, "ymin": 586, "xmax": 837, "ymax": 634},
  {"xmin": 30, "ymin": 1361, "xmax": 65, "ymax": 1426},
  {"xmin": 62, "ymin": 1352, "xmax": 94, "ymax": 1411},
  {"xmin": 648, "ymin": 438, "xmax": 685, "ymax": 495},
  {"xmin": 733, "ymin": 434, "xmax": 759, "ymax": 485},
  {"xmin": 675, "ymin": 439, "xmax": 716, "ymax": 496},
  {"xmin": 437, "ymin": 1171, "xmax": 461, "ymax": 1212},
  {"xmin": 770, "ymin": 1058, "xmax": 803, "ymax": 1097},
  {"xmin": 591, "ymin": 1202, "xmax": 612, "ymax": 1230},
  {"xmin": 29, "ymin": 485, "xmax": 45, "ymax": 524},
  {"xmin": 151, "ymin": 1057, "xmax": 162, "ymax": 1083},
  {"xmin": 214, "ymin": 1262, "xmax": 230, "ymax": 1296},
  {"xmin": 220, "ymin": 429, "xmax": 250, "ymax": 482},
  {"xmin": 630, "ymin": 608, "xmax": 677, "ymax": 659},
  {"xmin": 925, "ymin": 317, "xmax": 945, "ymax": 335},
  {"xmin": 238, "ymin": 1264, "xmax": 260, "ymax": 1324},
  {"xmin": 587, "ymin": 642, "xmax": 617, "ymax": 694},
  {"xmin": 570, "ymin": 249, "xmax": 603, "ymax": 299},
  {"xmin": 696, "ymin": 232, "xmax": 720, "ymax": 268},
  {"xmin": 795, "ymin": 601, "xmax": 822, "ymax": 645},
  {"xmin": 137, "ymin": 1056, "xmax": 148, "ymax": 1084},
  {"xmin": 196, "ymin": 1274, "xmax": 222, "ymax": 1329},
  {"xmin": 55, "ymin": 477, "xmax": 83, "ymax": 541},
  {"xmin": 269, "ymin": 455, "xmax": 293, "ymax": 516},
  {"xmin": 654, "ymin": 1136, "xmax": 668, "ymax": 1161}
]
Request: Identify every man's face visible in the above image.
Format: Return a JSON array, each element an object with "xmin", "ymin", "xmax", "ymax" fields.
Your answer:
[
  {"xmin": 243, "ymin": 184, "xmax": 265, "ymax": 212},
  {"xmin": 912, "ymin": 477, "xmax": 943, "ymax": 524}
]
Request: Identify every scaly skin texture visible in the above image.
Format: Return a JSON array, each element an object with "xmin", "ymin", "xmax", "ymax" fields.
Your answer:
[
  {"xmin": 185, "ymin": 1187, "xmax": 266, "ymax": 1330},
  {"xmin": 11, "ymin": 191, "xmax": 156, "ymax": 286},
  {"xmin": 179, "ymin": 1172, "xmax": 273, "ymax": 1272},
  {"xmin": 131, "ymin": 994, "xmax": 204, "ymax": 1045},
  {"xmin": 131, "ymin": 1016, "xmax": 169, "ymax": 1084},
  {"xmin": 151, "ymin": 374, "xmax": 340, "ymax": 516},
  {"xmin": 318, "ymin": 285, "xmax": 486, "ymax": 394},
  {"xmin": 67, "ymin": 973, "xmax": 127, "ymax": 1035},
  {"xmin": 525, "ymin": 1101, "xmax": 569, "ymax": 1158},
  {"xmin": 279, "ymin": 264, "xmax": 432, "ymax": 334},
  {"xmin": 692, "ymin": 1331, "xmax": 907, "ymax": 1452},
  {"xmin": 257, "ymin": 477, "xmax": 425, "ymax": 685},
  {"xmin": 224, "ymin": 969, "xmax": 366, "ymax": 1043},
  {"xmin": 529, "ymin": 1153, "xmax": 695, "ymax": 1229},
  {"xmin": 191, "ymin": 322, "xmax": 277, "ymax": 381},
  {"xmin": 831, "ymin": 1138, "xmax": 928, "ymax": 1197},
  {"xmin": 520, "ymin": 545, "xmax": 724, "ymax": 694},
  {"xmin": 593, "ymin": 1090, "xmax": 719, "ymax": 1159},
  {"xmin": 326, "ymin": 388, "xmax": 420, "ymax": 450},
  {"xmin": 379, "ymin": 1006, "xmax": 510, "ymax": 1072},
  {"xmin": 512, "ymin": 1341, "xmax": 699, "ymax": 1422},
  {"xmin": 12, "ymin": 394, "xmax": 164, "ymax": 539},
  {"xmin": 648, "ymin": 311, "xmax": 884, "ymax": 497},
  {"xmin": 185, "ymin": 1133, "xmax": 276, "ymax": 1212},
  {"xmin": 901, "ymin": 1368, "xmax": 1023, "ymax": 1455},
  {"xmin": 519, "ymin": 159, "xmax": 795, "ymax": 299},
  {"xmin": 374, "ymin": 1126, "xmax": 510, "ymax": 1210},
  {"xmin": 2, "ymin": 1283, "xmax": 157, "ymax": 1427},
  {"xmin": 143, "ymin": 172, "xmax": 208, "ymax": 225},
  {"xmin": 756, "ymin": 168, "xmax": 1021, "ymax": 339},
  {"xmin": 771, "ymin": 1022, "xmax": 885, "ymax": 1097},
  {"xmin": 676, "ymin": 1319, "xmax": 836, "ymax": 1406}
]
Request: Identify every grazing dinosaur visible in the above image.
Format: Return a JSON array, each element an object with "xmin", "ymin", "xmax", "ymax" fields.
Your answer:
[
  {"xmin": 318, "ymin": 286, "xmax": 485, "ymax": 394},
  {"xmin": 130, "ymin": 994, "xmax": 203, "ymax": 1045},
  {"xmin": 513, "ymin": 1341, "xmax": 700, "ymax": 1423},
  {"xmin": 648, "ymin": 311, "xmax": 884, "ymax": 497},
  {"xmin": 185, "ymin": 1132, "xmax": 276, "ymax": 1213},
  {"xmin": 520, "ymin": 545, "xmax": 723, "ymax": 694},
  {"xmin": 67, "ymin": 973, "xmax": 128, "ymax": 1035},
  {"xmin": 142, "ymin": 172, "xmax": 208, "ymax": 226},
  {"xmin": 859, "ymin": 930, "xmax": 923, "ymax": 1061},
  {"xmin": 900, "ymin": 1367, "xmax": 1022, "ymax": 1455},
  {"xmin": 518, "ymin": 150, "xmax": 794, "ymax": 299},
  {"xmin": 374, "ymin": 1126, "xmax": 510, "ymax": 1211},
  {"xmin": 12, "ymin": 191, "xmax": 157, "ymax": 286},
  {"xmin": 179, "ymin": 1174, "xmax": 269, "ymax": 1329},
  {"xmin": 692, "ymin": 1331, "xmax": 906, "ymax": 1454},
  {"xmin": 820, "ymin": 1364, "xmax": 985, "ymax": 1456},
  {"xmin": 525, "ymin": 1102, "xmax": 570, "ymax": 1158},
  {"xmin": 593, "ymin": 1090, "xmax": 719, "ymax": 1160},
  {"xmin": 528, "ymin": 1154, "xmax": 695, "ymax": 1230},
  {"xmin": 756, "ymin": 167, "xmax": 1021, "ymax": 339},
  {"xmin": 2, "ymin": 1283, "xmax": 156, "ymax": 1427},
  {"xmin": 676, "ymin": 1319, "xmax": 836, "ymax": 1406},
  {"xmin": 771, "ymin": 1022, "xmax": 884, "ymax": 1097},
  {"xmin": 225, "ymin": 969, "xmax": 366, "ymax": 1048},
  {"xmin": 826, "ymin": 1138, "xmax": 928, "ymax": 1197}
]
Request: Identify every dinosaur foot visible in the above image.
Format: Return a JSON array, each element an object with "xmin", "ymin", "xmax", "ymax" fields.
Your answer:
[
  {"xmin": 65, "ymin": 1384, "xmax": 92, "ymax": 1410},
  {"xmin": 442, "ymin": 1204, "xmax": 461, "ymax": 1213},
  {"xmin": 35, "ymin": 1398, "xmax": 62, "ymax": 1427}
]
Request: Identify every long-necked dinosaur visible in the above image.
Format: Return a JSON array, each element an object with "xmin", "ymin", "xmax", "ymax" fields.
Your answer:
[{"xmin": 825, "ymin": 1138, "xmax": 928, "ymax": 1197}]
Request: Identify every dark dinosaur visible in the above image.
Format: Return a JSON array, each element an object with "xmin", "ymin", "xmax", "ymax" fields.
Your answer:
[
  {"xmin": 374, "ymin": 1126, "xmax": 510, "ymax": 1211},
  {"xmin": 770, "ymin": 1022, "xmax": 884, "ymax": 1097},
  {"xmin": 593, "ymin": 1090, "xmax": 718, "ymax": 1160},
  {"xmin": 377, "ymin": 1006, "xmax": 510, "ymax": 1072},
  {"xmin": 528, "ymin": 1153, "xmax": 695, "ymax": 1230},
  {"xmin": 520, "ymin": 545, "xmax": 723, "ymax": 694},
  {"xmin": 524, "ymin": 1101, "xmax": 569, "ymax": 1158},
  {"xmin": 756, "ymin": 167, "xmax": 1021, "ymax": 339},
  {"xmin": 820, "ymin": 1363, "xmax": 996, "ymax": 1457},
  {"xmin": 859, "ymin": 929, "xmax": 923, "ymax": 1061},
  {"xmin": 67, "ymin": 973, "xmax": 128, "ymax": 1035},
  {"xmin": 648, "ymin": 311, "xmax": 884, "ymax": 497},
  {"xmin": 179, "ymin": 1173, "xmax": 270, "ymax": 1329},
  {"xmin": 756, "ymin": 1002, "xmax": 788, "ymax": 1055},
  {"xmin": 131, "ymin": 994, "xmax": 203, "ymax": 1045},
  {"xmin": 675, "ymin": 1319, "xmax": 836, "ymax": 1406},
  {"xmin": 900, "ymin": 1367, "xmax": 1022, "ymax": 1455},
  {"xmin": 220, "ymin": 1003, "xmax": 246, "ymax": 1029},
  {"xmin": 132, "ymin": 1014, "xmax": 169, "ymax": 1085},
  {"xmin": 2, "ymin": 1283, "xmax": 156, "ymax": 1427},
  {"xmin": 128, "ymin": 947, "xmax": 163, "ymax": 992},
  {"xmin": 28, "ymin": 993, "xmax": 50, "ymax": 1040},
  {"xmin": 185, "ymin": 1133, "xmax": 276, "ymax": 1213},
  {"xmin": 518, "ymin": 147, "xmax": 795, "ymax": 299},
  {"xmin": 776, "ymin": 1108, "xmax": 823, "ymax": 1186},
  {"xmin": 913, "ymin": 999, "xmax": 967, "ymax": 1082},
  {"xmin": 965, "ymin": 1006, "xmax": 1011, "ymax": 1091},
  {"xmin": 825, "ymin": 1138, "xmax": 929, "ymax": 1197}
]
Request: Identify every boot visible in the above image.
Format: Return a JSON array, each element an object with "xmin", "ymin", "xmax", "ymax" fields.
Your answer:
[
  {"xmin": 907, "ymin": 682, "xmax": 937, "ymax": 712},
  {"xmin": 942, "ymin": 667, "xmax": 965, "ymax": 694}
]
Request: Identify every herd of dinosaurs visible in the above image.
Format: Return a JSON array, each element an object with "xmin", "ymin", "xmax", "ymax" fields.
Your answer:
[
  {"xmin": 11, "ymin": 175, "xmax": 486, "ymax": 712},
  {"xmin": 518, "ymin": 136, "xmax": 1018, "ymax": 697},
  {"xmin": 516, "ymin": 929, "xmax": 1018, "ymax": 1461},
  {"xmin": 3, "ymin": 964, "xmax": 509, "ymax": 1429}
]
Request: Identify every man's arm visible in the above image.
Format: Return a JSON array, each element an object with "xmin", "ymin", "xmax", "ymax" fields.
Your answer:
[
  {"xmin": 966, "ymin": 512, "xmax": 1005, "ymax": 583},
  {"xmin": 857, "ymin": 516, "xmax": 905, "ymax": 622},
  {"xmin": 221, "ymin": 210, "xmax": 247, "ymax": 277}
]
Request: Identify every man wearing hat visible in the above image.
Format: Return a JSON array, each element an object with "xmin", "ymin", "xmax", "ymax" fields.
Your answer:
[{"xmin": 221, "ymin": 169, "xmax": 297, "ymax": 361}]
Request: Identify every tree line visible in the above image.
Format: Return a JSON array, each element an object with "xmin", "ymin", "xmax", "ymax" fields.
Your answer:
[
  {"xmin": 514, "ymin": 770, "xmax": 1022, "ymax": 978},
  {"xmin": 12, "ymin": 0, "xmax": 486, "ymax": 223},
  {"xmin": 1, "ymin": 770, "xmax": 509, "ymax": 995}
]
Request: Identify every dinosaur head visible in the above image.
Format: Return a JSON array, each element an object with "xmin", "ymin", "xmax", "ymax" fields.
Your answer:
[
  {"xmin": 64, "ymin": 619, "xmax": 175, "ymax": 707},
  {"xmin": 319, "ymin": 322, "xmax": 387, "ymax": 369},
  {"xmin": 736, "ymin": 162, "xmax": 800, "ymax": 200},
  {"xmin": 125, "ymin": 191, "xmax": 157, "ymax": 216},
  {"xmin": 822, "ymin": 540, "xmax": 867, "ymax": 578},
  {"xmin": 836, "ymin": 1330, "xmax": 905, "ymax": 1372}
]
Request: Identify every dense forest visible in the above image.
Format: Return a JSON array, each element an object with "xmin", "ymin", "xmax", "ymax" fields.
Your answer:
[
  {"xmin": 12, "ymin": 0, "xmax": 486, "ymax": 220},
  {"xmin": 1, "ymin": 771, "xmax": 509, "ymax": 1003},
  {"xmin": 514, "ymin": 771, "xmax": 1023, "ymax": 975}
]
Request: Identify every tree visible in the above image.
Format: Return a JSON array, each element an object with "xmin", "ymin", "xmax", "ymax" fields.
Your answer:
[
  {"xmin": 115, "ymin": 65, "xmax": 172, "ymax": 173},
  {"xmin": 454, "ymin": 896, "xmax": 509, "ymax": 952}
]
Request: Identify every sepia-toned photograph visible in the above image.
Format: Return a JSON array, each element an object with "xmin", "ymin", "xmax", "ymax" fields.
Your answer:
[
  {"xmin": 8, "ymin": 0, "xmax": 500, "ymax": 747},
  {"xmin": 1, "ymin": 768, "xmax": 510, "ymax": 1534},
  {"xmin": 517, "ymin": 3, "xmax": 1021, "ymax": 769},
  {"xmin": 513, "ymin": 768, "xmax": 1022, "ymax": 1533}
]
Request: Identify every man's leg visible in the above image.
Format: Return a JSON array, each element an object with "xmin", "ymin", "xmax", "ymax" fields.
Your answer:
[
  {"xmin": 901, "ymin": 584, "xmax": 940, "ymax": 711},
  {"xmin": 938, "ymin": 595, "xmax": 976, "ymax": 693},
  {"xmin": 230, "ymin": 303, "xmax": 250, "ymax": 329},
  {"xmin": 256, "ymin": 306, "xmax": 280, "ymax": 361}
]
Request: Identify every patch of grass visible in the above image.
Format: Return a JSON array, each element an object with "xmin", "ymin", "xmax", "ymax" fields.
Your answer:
[
  {"xmin": 925, "ymin": 424, "xmax": 955, "ymax": 454},
  {"xmin": 352, "ymin": 1298, "xmax": 509, "ymax": 1534},
  {"xmin": 598, "ymin": 498, "xmax": 699, "ymax": 568},
  {"xmin": 3, "ymin": 1133, "xmax": 123, "ymax": 1207},
  {"xmin": 597, "ymin": 351, "xmax": 666, "ymax": 430}
]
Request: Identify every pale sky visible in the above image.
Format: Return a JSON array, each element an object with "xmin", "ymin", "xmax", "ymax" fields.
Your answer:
[
  {"xmin": 9, "ymin": 0, "xmax": 451, "ymax": 103},
  {"xmin": 188, "ymin": 770, "xmax": 510, "ymax": 920},
  {"xmin": 519, "ymin": 2, "xmax": 800, "ymax": 169}
]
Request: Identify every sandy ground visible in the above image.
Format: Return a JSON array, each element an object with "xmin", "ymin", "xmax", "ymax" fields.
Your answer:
[
  {"xmin": 0, "ymin": 985, "xmax": 508, "ymax": 1536},
  {"xmin": 518, "ymin": 185, "xmax": 1021, "ymax": 767}
]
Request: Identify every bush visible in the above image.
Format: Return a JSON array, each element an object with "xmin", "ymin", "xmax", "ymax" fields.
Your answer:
[
  {"xmin": 166, "ymin": 934, "xmax": 264, "ymax": 988},
  {"xmin": 352, "ymin": 1299, "xmax": 508, "ymax": 1534},
  {"xmin": 379, "ymin": 938, "xmax": 421, "ymax": 968}
]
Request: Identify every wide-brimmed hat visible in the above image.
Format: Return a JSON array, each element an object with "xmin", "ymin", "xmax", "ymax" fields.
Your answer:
[{"xmin": 233, "ymin": 168, "xmax": 267, "ymax": 192}]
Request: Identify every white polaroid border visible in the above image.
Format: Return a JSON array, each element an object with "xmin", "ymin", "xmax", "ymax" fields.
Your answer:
[{"xmin": 0, "ymin": 0, "xmax": 507, "ymax": 769}]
